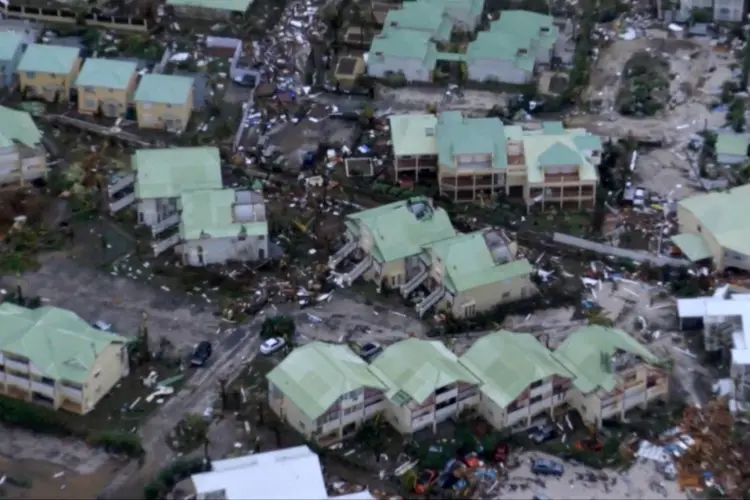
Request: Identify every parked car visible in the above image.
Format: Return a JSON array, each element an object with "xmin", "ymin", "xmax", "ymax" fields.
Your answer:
[
  {"xmin": 260, "ymin": 337, "xmax": 286, "ymax": 355},
  {"xmin": 359, "ymin": 342, "xmax": 382, "ymax": 361},
  {"xmin": 190, "ymin": 341, "xmax": 213, "ymax": 367},
  {"xmin": 413, "ymin": 469, "xmax": 438, "ymax": 494},
  {"xmin": 92, "ymin": 320, "xmax": 112, "ymax": 331},
  {"xmin": 528, "ymin": 423, "xmax": 558, "ymax": 443},
  {"xmin": 531, "ymin": 458, "xmax": 564, "ymax": 477}
]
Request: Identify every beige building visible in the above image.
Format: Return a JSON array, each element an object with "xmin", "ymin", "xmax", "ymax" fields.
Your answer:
[
  {"xmin": 16, "ymin": 43, "xmax": 82, "ymax": 102},
  {"xmin": 0, "ymin": 303, "xmax": 130, "ymax": 415},
  {"xmin": 133, "ymin": 73, "xmax": 195, "ymax": 132},
  {"xmin": 389, "ymin": 113, "xmax": 602, "ymax": 208},
  {"xmin": 672, "ymin": 184, "xmax": 750, "ymax": 271},
  {"xmin": 0, "ymin": 105, "xmax": 46, "ymax": 186},
  {"xmin": 329, "ymin": 197, "xmax": 535, "ymax": 318},
  {"xmin": 75, "ymin": 58, "xmax": 138, "ymax": 117}
]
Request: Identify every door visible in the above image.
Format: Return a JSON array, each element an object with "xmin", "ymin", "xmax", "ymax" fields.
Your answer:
[{"xmin": 106, "ymin": 102, "xmax": 118, "ymax": 117}]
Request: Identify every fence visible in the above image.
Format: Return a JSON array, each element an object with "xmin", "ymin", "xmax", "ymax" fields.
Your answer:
[
  {"xmin": 552, "ymin": 233, "xmax": 692, "ymax": 267},
  {"xmin": 2, "ymin": 4, "xmax": 148, "ymax": 32}
]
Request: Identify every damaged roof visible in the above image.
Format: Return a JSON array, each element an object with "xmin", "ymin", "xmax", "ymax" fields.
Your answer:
[
  {"xmin": 0, "ymin": 303, "xmax": 128, "ymax": 383},
  {"xmin": 133, "ymin": 147, "xmax": 222, "ymax": 199},
  {"xmin": 178, "ymin": 189, "xmax": 267, "ymax": 240},
  {"xmin": 460, "ymin": 331, "xmax": 574, "ymax": 407},
  {"xmin": 266, "ymin": 342, "xmax": 387, "ymax": 420},
  {"xmin": 0, "ymin": 105, "xmax": 42, "ymax": 148}
]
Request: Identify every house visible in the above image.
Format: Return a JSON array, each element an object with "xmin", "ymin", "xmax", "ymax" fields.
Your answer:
[
  {"xmin": 671, "ymin": 185, "xmax": 750, "ymax": 270},
  {"xmin": 424, "ymin": 0, "xmax": 484, "ymax": 31},
  {"xmin": 0, "ymin": 31, "xmax": 25, "ymax": 87},
  {"xmin": 366, "ymin": 26, "xmax": 437, "ymax": 82},
  {"xmin": 0, "ymin": 105, "xmax": 46, "ymax": 186},
  {"xmin": 460, "ymin": 331, "xmax": 575, "ymax": 431},
  {"xmin": 381, "ymin": 2, "xmax": 454, "ymax": 41},
  {"xmin": 328, "ymin": 197, "xmax": 457, "ymax": 286},
  {"xmin": 465, "ymin": 31, "xmax": 535, "ymax": 84},
  {"xmin": 677, "ymin": 285, "xmax": 750, "ymax": 406},
  {"xmin": 368, "ymin": 338, "xmax": 480, "ymax": 433},
  {"xmin": 413, "ymin": 230, "xmax": 535, "ymax": 317},
  {"xmin": 167, "ymin": 0, "xmax": 254, "ymax": 19},
  {"xmin": 16, "ymin": 43, "xmax": 81, "ymax": 102},
  {"xmin": 177, "ymin": 188, "xmax": 268, "ymax": 266},
  {"xmin": 74, "ymin": 58, "xmax": 138, "ymax": 117},
  {"xmin": 389, "ymin": 113, "xmax": 439, "ymax": 183},
  {"xmin": 0, "ymin": 303, "xmax": 130, "ymax": 415},
  {"xmin": 490, "ymin": 10, "xmax": 559, "ymax": 65},
  {"xmin": 267, "ymin": 342, "xmax": 388, "ymax": 444},
  {"xmin": 133, "ymin": 73, "xmax": 194, "ymax": 132},
  {"xmin": 553, "ymin": 326, "xmax": 668, "ymax": 427},
  {"xmin": 715, "ymin": 133, "xmax": 749, "ymax": 165},
  {"xmin": 134, "ymin": 147, "xmax": 223, "ymax": 237}
]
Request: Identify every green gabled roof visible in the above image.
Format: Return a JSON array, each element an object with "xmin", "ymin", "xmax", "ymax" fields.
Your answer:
[
  {"xmin": 266, "ymin": 342, "xmax": 387, "ymax": 420},
  {"xmin": 134, "ymin": 74, "xmax": 194, "ymax": 105},
  {"xmin": 347, "ymin": 197, "xmax": 456, "ymax": 262},
  {"xmin": 388, "ymin": 113, "xmax": 439, "ymax": 157},
  {"xmin": 677, "ymin": 184, "xmax": 750, "ymax": 256},
  {"xmin": 427, "ymin": 232, "xmax": 532, "ymax": 293},
  {"xmin": 0, "ymin": 303, "xmax": 128, "ymax": 383},
  {"xmin": 0, "ymin": 32, "xmax": 24, "ymax": 61},
  {"xmin": 369, "ymin": 338, "xmax": 479, "ymax": 405},
  {"xmin": 716, "ymin": 133, "xmax": 749, "ymax": 157},
  {"xmin": 17, "ymin": 44, "xmax": 80, "ymax": 74},
  {"xmin": 133, "ymin": 147, "xmax": 222, "ymax": 199},
  {"xmin": 425, "ymin": 0, "xmax": 484, "ymax": 18},
  {"xmin": 537, "ymin": 142, "xmax": 581, "ymax": 166},
  {"xmin": 523, "ymin": 133, "xmax": 599, "ymax": 184},
  {"xmin": 178, "ymin": 189, "xmax": 267, "ymax": 240},
  {"xmin": 460, "ymin": 331, "xmax": 574, "ymax": 407},
  {"xmin": 491, "ymin": 9, "xmax": 559, "ymax": 51},
  {"xmin": 369, "ymin": 27, "xmax": 438, "ymax": 67},
  {"xmin": 552, "ymin": 326, "xmax": 661, "ymax": 394},
  {"xmin": 572, "ymin": 134, "xmax": 603, "ymax": 152},
  {"xmin": 167, "ymin": 0, "xmax": 253, "ymax": 11},
  {"xmin": 466, "ymin": 31, "xmax": 535, "ymax": 72},
  {"xmin": 0, "ymin": 106, "xmax": 42, "ymax": 148},
  {"xmin": 436, "ymin": 111, "xmax": 509, "ymax": 169},
  {"xmin": 383, "ymin": 2, "xmax": 453, "ymax": 41},
  {"xmin": 75, "ymin": 58, "xmax": 137, "ymax": 90}
]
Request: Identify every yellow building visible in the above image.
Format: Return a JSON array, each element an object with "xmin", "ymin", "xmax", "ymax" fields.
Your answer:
[
  {"xmin": 0, "ymin": 303, "xmax": 130, "ymax": 415},
  {"xmin": 75, "ymin": 58, "xmax": 138, "ymax": 117},
  {"xmin": 16, "ymin": 43, "xmax": 82, "ymax": 102},
  {"xmin": 133, "ymin": 73, "xmax": 194, "ymax": 132},
  {"xmin": 671, "ymin": 184, "xmax": 750, "ymax": 272}
]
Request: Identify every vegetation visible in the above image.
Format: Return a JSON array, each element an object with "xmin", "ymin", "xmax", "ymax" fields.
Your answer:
[
  {"xmin": 88, "ymin": 431, "xmax": 145, "ymax": 457},
  {"xmin": 260, "ymin": 315, "xmax": 295, "ymax": 342},
  {"xmin": 727, "ymin": 97, "xmax": 746, "ymax": 132},
  {"xmin": 742, "ymin": 37, "xmax": 750, "ymax": 89},
  {"xmin": 143, "ymin": 457, "xmax": 207, "ymax": 500},
  {"xmin": 562, "ymin": 0, "xmax": 598, "ymax": 104},
  {"xmin": 617, "ymin": 52, "xmax": 670, "ymax": 116}
]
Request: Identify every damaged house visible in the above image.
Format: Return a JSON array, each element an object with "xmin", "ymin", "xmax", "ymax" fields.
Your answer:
[
  {"xmin": 0, "ymin": 105, "xmax": 46, "ymax": 186},
  {"xmin": 329, "ymin": 197, "xmax": 534, "ymax": 317}
]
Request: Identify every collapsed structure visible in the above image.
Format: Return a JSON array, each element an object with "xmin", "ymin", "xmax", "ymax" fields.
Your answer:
[
  {"xmin": 267, "ymin": 328, "xmax": 668, "ymax": 444},
  {"xmin": 328, "ymin": 197, "xmax": 535, "ymax": 317},
  {"xmin": 0, "ymin": 105, "xmax": 46, "ymax": 186}
]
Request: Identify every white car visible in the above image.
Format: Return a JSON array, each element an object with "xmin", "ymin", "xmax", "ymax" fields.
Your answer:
[{"xmin": 260, "ymin": 337, "xmax": 286, "ymax": 355}]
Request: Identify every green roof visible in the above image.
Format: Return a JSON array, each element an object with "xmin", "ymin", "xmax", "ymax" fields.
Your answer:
[
  {"xmin": 167, "ymin": 0, "xmax": 253, "ymax": 11},
  {"xmin": 670, "ymin": 233, "xmax": 712, "ymax": 261},
  {"xmin": 0, "ymin": 32, "xmax": 24, "ymax": 61},
  {"xmin": 0, "ymin": 303, "xmax": 128, "ymax": 383},
  {"xmin": 716, "ymin": 133, "xmax": 749, "ymax": 158},
  {"xmin": 553, "ymin": 326, "xmax": 660, "ymax": 394},
  {"xmin": 348, "ymin": 198, "xmax": 456, "ymax": 262},
  {"xmin": 134, "ymin": 74, "xmax": 194, "ymax": 105},
  {"xmin": 389, "ymin": 114, "xmax": 439, "ymax": 157},
  {"xmin": 425, "ymin": 0, "xmax": 485, "ymax": 19},
  {"xmin": 17, "ymin": 44, "xmax": 80, "ymax": 74},
  {"xmin": 134, "ymin": 147, "xmax": 222, "ymax": 199},
  {"xmin": 466, "ymin": 31, "xmax": 535, "ymax": 72},
  {"xmin": 428, "ymin": 231, "xmax": 532, "ymax": 293},
  {"xmin": 677, "ymin": 184, "xmax": 750, "ymax": 255},
  {"xmin": 0, "ymin": 106, "xmax": 42, "ymax": 148},
  {"xmin": 369, "ymin": 338, "xmax": 479, "ymax": 405},
  {"xmin": 491, "ymin": 10, "xmax": 559, "ymax": 52},
  {"xmin": 369, "ymin": 27, "xmax": 438, "ymax": 68},
  {"xmin": 266, "ymin": 342, "xmax": 387, "ymax": 420},
  {"xmin": 460, "ymin": 331, "xmax": 573, "ymax": 407},
  {"xmin": 75, "ymin": 58, "xmax": 137, "ymax": 90},
  {"xmin": 383, "ymin": 2, "xmax": 454, "ymax": 41},
  {"xmin": 523, "ymin": 133, "xmax": 599, "ymax": 184},
  {"xmin": 179, "ymin": 189, "xmax": 267, "ymax": 240},
  {"xmin": 437, "ymin": 111, "xmax": 508, "ymax": 169}
]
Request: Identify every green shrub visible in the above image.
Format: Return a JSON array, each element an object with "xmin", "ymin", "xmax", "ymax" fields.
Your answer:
[
  {"xmin": 89, "ymin": 431, "xmax": 145, "ymax": 458},
  {"xmin": 0, "ymin": 395, "xmax": 77, "ymax": 437},
  {"xmin": 143, "ymin": 457, "xmax": 206, "ymax": 500}
]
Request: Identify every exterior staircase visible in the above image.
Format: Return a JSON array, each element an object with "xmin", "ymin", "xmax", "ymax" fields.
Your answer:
[
  {"xmin": 344, "ymin": 256, "xmax": 372, "ymax": 286},
  {"xmin": 329, "ymin": 240, "xmax": 357, "ymax": 269},
  {"xmin": 400, "ymin": 269, "xmax": 428, "ymax": 298},
  {"xmin": 416, "ymin": 286, "xmax": 445, "ymax": 317}
]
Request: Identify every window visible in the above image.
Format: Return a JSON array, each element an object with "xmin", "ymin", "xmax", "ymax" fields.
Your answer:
[
  {"xmin": 25, "ymin": 71, "xmax": 36, "ymax": 79},
  {"xmin": 83, "ymin": 86, "xmax": 95, "ymax": 93},
  {"xmin": 85, "ymin": 99, "xmax": 96, "ymax": 108},
  {"xmin": 529, "ymin": 394, "xmax": 543, "ymax": 404},
  {"xmin": 530, "ymin": 380, "xmax": 543, "ymax": 389},
  {"xmin": 166, "ymin": 103, "xmax": 172, "ymax": 108},
  {"xmin": 258, "ymin": 235, "xmax": 265, "ymax": 241},
  {"xmin": 142, "ymin": 102, "xmax": 152, "ymax": 109},
  {"xmin": 697, "ymin": 225, "xmax": 701, "ymax": 233},
  {"xmin": 41, "ymin": 376, "xmax": 55, "ymax": 385},
  {"xmin": 502, "ymin": 291, "xmax": 511, "ymax": 299}
]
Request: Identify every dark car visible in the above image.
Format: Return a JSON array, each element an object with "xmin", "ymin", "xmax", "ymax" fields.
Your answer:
[
  {"xmin": 528, "ymin": 423, "xmax": 558, "ymax": 443},
  {"xmin": 531, "ymin": 458, "xmax": 564, "ymax": 477},
  {"xmin": 191, "ymin": 341, "xmax": 213, "ymax": 367},
  {"xmin": 359, "ymin": 342, "xmax": 383, "ymax": 361}
]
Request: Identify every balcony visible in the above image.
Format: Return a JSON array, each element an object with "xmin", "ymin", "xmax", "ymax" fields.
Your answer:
[
  {"xmin": 31, "ymin": 381, "xmax": 55, "ymax": 398},
  {"xmin": 151, "ymin": 213, "xmax": 180, "ymax": 236},
  {"xmin": 4, "ymin": 358, "xmax": 29, "ymax": 372},
  {"xmin": 6, "ymin": 373, "xmax": 31, "ymax": 389},
  {"xmin": 60, "ymin": 385, "xmax": 83, "ymax": 401},
  {"xmin": 109, "ymin": 193, "xmax": 136, "ymax": 214},
  {"xmin": 107, "ymin": 173, "xmax": 135, "ymax": 197}
]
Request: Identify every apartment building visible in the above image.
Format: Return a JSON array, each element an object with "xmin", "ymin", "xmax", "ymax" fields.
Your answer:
[
  {"xmin": 75, "ymin": 58, "xmax": 138, "ymax": 117},
  {"xmin": 389, "ymin": 113, "xmax": 602, "ymax": 206},
  {"xmin": 0, "ymin": 105, "xmax": 46, "ymax": 186},
  {"xmin": 381, "ymin": 1, "xmax": 453, "ymax": 42},
  {"xmin": 133, "ymin": 73, "xmax": 194, "ymax": 132},
  {"xmin": 0, "ymin": 303, "xmax": 130, "ymax": 415},
  {"xmin": 369, "ymin": 338, "xmax": 481, "ymax": 433},
  {"xmin": 491, "ymin": 11, "xmax": 558, "ymax": 65},
  {"xmin": 672, "ymin": 185, "xmax": 750, "ymax": 271},
  {"xmin": 16, "ymin": 43, "xmax": 81, "ymax": 102},
  {"xmin": 167, "ymin": 0, "xmax": 254, "ymax": 19},
  {"xmin": 553, "ymin": 326, "xmax": 668, "ymax": 427},
  {"xmin": 266, "ymin": 342, "xmax": 388, "ymax": 444},
  {"xmin": 460, "ymin": 331, "xmax": 575, "ymax": 431},
  {"xmin": 329, "ymin": 197, "xmax": 535, "ymax": 317}
]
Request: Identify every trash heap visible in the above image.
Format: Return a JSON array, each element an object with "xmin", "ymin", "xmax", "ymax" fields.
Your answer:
[{"xmin": 676, "ymin": 397, "xmax": 749, "ymax": 496}]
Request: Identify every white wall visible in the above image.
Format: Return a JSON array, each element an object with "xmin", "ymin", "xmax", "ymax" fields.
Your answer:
[
  {"xmin": 138, "ymin": 197, "xmax": 177, "ymax": 227},
  {"xmin": 182, "ymin": 235, "xmax": 268, "ymax": 266},
  {"xmin": 367, "ymin": 56, "xmax": 431, "ymax": 82},
  {"xmin": 467, "ymin": 59, "xmax": 532, "ymax": 85}
]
